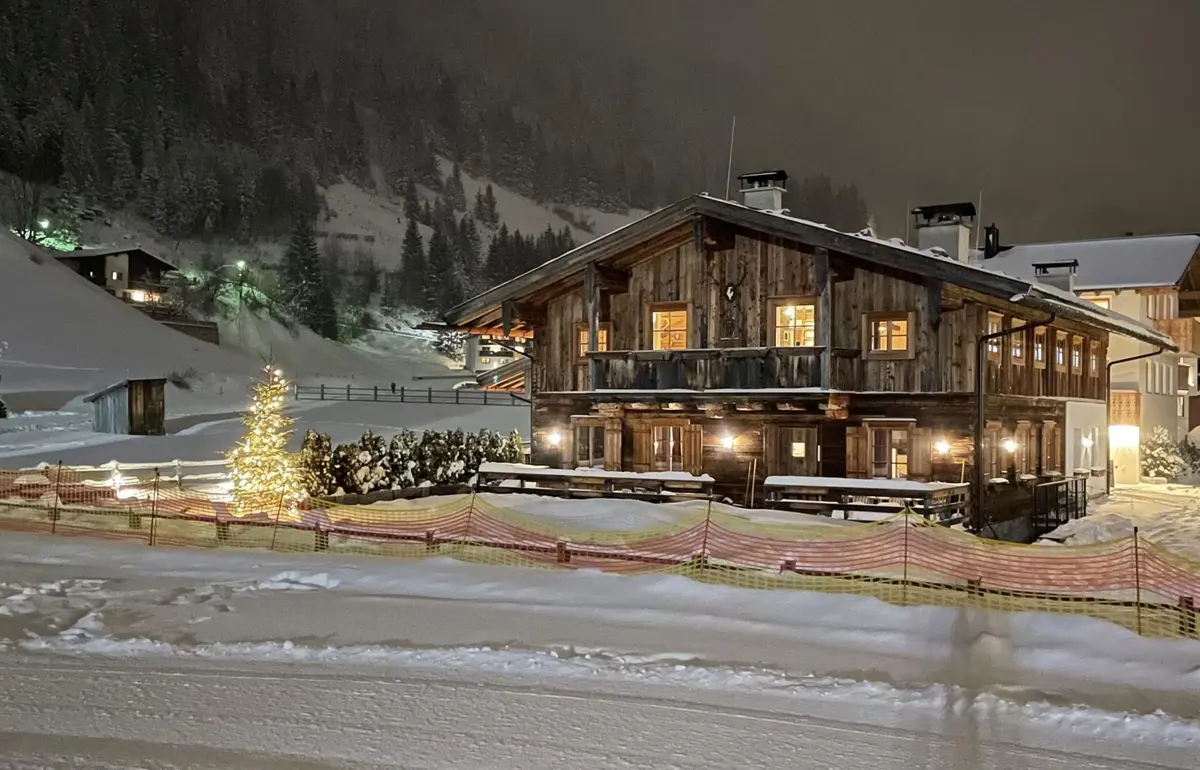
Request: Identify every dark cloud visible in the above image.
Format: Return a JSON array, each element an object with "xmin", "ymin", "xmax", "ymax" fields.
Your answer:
[{"xmin": 437, "ymin": 0, "xmax": 1200, "ymax": 242}]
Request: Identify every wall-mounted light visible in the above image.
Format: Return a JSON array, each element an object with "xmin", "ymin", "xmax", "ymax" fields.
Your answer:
[
  {"xmin": 1002, "ymin": 438, "xmax": 1018, "ymax": 454},
  {"xmin": 1109, "ymin": 424, "xmax": 1139, "ymax": 449},
  {"xmin": 1081, "ymin": 435, "xmax": 1094, "ymax": 449},
  {"xmin": 236, "ymin": 260, "xmax": 247, "ymax": 271},
  {"xmin": 934, "ymin": 440, "xmax": 951, "ymax": 456},
  {"xmin": 547, "ymin": 431, "xmax": 562, "ymax": 447},
  {"xmin": 37, "ymin": 219, "xmax": 49, "ymax": 230},
  {"xmin": 720, "ymin": 434, "xmax": 735, "ymax": 450}
]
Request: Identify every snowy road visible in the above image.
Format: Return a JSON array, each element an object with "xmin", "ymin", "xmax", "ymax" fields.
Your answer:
[
  {"xmin": 0, "ymin": 654, "xmax": 1187, "ymax": 770},
  {"xmin": 0, "ymin": 533, "xmax": 1197, "ymax": 769}
]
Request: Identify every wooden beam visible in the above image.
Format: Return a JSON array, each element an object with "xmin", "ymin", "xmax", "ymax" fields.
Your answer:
[
  {"xmin": 594, "ymin": 264, "xmax": 630, "ymax": 293},
  {"xmin": 816, "ymin": 248, "xmax": 833, "ymax": 389},
  {"xmin": 501, "ymin": 299, "xmax": 547, "ymax": 328},
  {"xmin": 585, "ymin": 263, "xmax": 601, "ymax": 390},
  {"xmin": 920, "ymin": 279, "xmax": 942, "ymax": 391}
]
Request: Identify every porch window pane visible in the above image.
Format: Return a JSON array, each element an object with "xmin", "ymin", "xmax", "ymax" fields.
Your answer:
[
  {"xmin": 652, "ymin": 309, "xmax": 688, "ymax": 350},
  {"xmin": 774, "ymin": 303, "xmax": 816, "ymax": 347},
  {"xmin": 653, "ymin": 425, "xmax": 683, "ymax": 471}
]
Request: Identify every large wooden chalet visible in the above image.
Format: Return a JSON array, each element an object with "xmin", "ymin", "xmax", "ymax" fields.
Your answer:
[{"xmin": 446, "ymin": 172, "xmax": 1175, "ymax": 520}]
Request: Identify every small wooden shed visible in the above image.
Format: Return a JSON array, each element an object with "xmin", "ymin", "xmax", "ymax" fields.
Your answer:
[{"xmin": 84, "ymin": 378, "xmax": 166, "ymax": 436}]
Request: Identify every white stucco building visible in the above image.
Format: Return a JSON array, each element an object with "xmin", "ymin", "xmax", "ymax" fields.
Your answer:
[{"xmin": 984, "ymin": 233, "xmax": 1200, "ymax": 484}]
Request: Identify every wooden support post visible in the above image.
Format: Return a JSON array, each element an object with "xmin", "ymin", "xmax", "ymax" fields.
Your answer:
[
  {"xmin": 556, "ymin": 540, "xmax": 570, "ymax": 564},
  {"xmin": 815, "ymin": 248, "xmax": 833, "ymax": 389},
  {"xmin": 314, "ymin": 528, "xmax": 329, "ymax": 551},
  {"xmin": 373, "ymin": 385, "xmax": 378, "ymax": 401},
  {"xmin": 346, "ymin": 384, "xmax": 351, "ymax": 401},
  {"xmin": 426, "ymin": 530, "xmax": 436, "ymax": 552},
  {"xmin": 782, "ymin": 558, "xmax": 797, "ymax": 573},
  {"xmin": 216, "ymin": 519, "xmax": 230, "ymax": 542},
  {"xmin": 585, "ymin": 262, "xmax": 600, "ymax": 391},
  {"xmin": 320, "ymin": 384, "xmax": 325, "ymax": 400},
  {"xmin": 1181, "ymin": 596, "xmax": 1196, "ymax": 638},
  {"xmin": 921, "ymin": 280, "xmax": 942, "ymax": 392}
]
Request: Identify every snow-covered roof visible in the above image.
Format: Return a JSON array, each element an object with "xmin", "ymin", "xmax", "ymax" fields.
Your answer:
[
  {"xmin": 446, "ymin": 194, "xmax": 1177, "ymax": 351},
  {"xmin": 983, "ymin": 234, "xmax": 1200, "ymax": 291}
]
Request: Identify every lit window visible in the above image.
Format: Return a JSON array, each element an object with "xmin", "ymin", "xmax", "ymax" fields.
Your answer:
[
  {"xmin": 772, "ymin": 300, "xmax": 816, "ymax": 347},
  {"xmin": 653, "ymin": 425, "xmax": 683, "ymax": 471},
  {"xmin": 869, "ymin": 427, "xmax": 909, "ymax": 479},
  {"xmin": 651, "ymin": 307, "xmax": 688, "ymax": 350},
  {"xmin": 574, "ymin": 424, "xmax": 605, "ymax": 468},
  {"xmin": 1087, "ymin": 296, "xmax": 1111, "ymax": 310},
  {"xmin": 111, "ymin": 271, "xmax": 121, "ymax": 281},
  {"xmin": 1033, "ymin": 329, "xmax": 1046, "ymax": 369},
  {"xmin": 1179, "ymin": 396, "xmax": 1186, "ymax": 418},
  {"xmin": 480, "ymin": 357, "xmax": 491, "ymax": 364},
  {"xmin": 1011, "ymin": 318, "xmax": 1024, "ymax": 364},
  {"xmin": 1071, "ymin": 336, "xmax": 1083, "ymax": 373},
  {"xmin": 1089, "ymin": 340, "xmax": 1100, "ymax": 377},
  {"xmin": 867, "ymin": 316, "xmax": 909, "ymax": 354},
  {"xmin": 791, "ymin": 441, "xmax": 806, "ymax": 458},
  {"xmin": 1055, "ymin": 332, "xmax": 1067, "ymax": 371},
  {"xmin": 987, "ymin": 312, "xmax": 1003, "ymax": 358},
  {"xmin": 575, "ymin": 324, "xmax": 611, "ymax": 360}
]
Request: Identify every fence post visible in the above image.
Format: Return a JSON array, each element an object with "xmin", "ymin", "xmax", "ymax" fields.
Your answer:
[
  {"xmin": 346, "ymin": 384, "xmax": 351, "ymax": 401},
  {"xmin": 1133, "ymin": 526, "xmax": 1143, "ymax": 636},
  {"xmin": 373, "ymin": 385, "xmax": 378, "ymax": 402},
  {"xmin": 148, "ymin": 470, "xmax": 160, "ymax": 547},
  {"xmin": 50, "ymin": 461, "xmax": 62, "ymax": 532},
  {"xmin": 320, "ymin": 384, "xmax": 325, "ymax": 400},
  {"xmin": 483, "ymin": 390, "xmax": 488, "ymax": 406},
  {"xmin": 400, "ymin": 386, "xmax": 405, "ymax": 402},
  {"xmin": 902, "ymin": 509, "xmax": 910, "ymax": 605},
  {"xmin": 455, "ymin": 388, "xmax": 460, "ymax": 404},
  {"xmin": 270, "ymin": 492, "xmax": 284, "ymax": 552},
  {"xmin": 175, "ymin": 459, "xmax": 184, "ymax": 490},
  {"xmin": 465, "ymin": 487, "xmax": 477, "ymax": 546},
  {"xmin": 701, "ymin": 496, "xmax": 713, "ymax": 559},
  {"xmin": 428, "ymin": 387, "xmax": 433, "ymax": 403}
]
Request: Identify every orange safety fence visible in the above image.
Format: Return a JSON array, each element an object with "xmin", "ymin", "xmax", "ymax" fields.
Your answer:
[{"xmin": 1, "ymin": 466, "xmax": 1198, "ymax": 640}]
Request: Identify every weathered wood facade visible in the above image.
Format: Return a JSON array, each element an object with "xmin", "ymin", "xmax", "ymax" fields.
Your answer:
[
  {"xmin": 447, "ymin": 194, "xmax": 1173, "ymax": 509},
  {"xmin": 84, "ymin": 378, "xmax": 166, "ymax": 436}
]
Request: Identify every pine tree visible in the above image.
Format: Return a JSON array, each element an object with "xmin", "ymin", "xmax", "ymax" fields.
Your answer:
[
  {"xmin": 447, "ymin": 163, "xmax": 467, "ymax": 211},
  {"xmin": 473, "ymin": 189, "xmax": 487, "ymax": 224},
  {"xmin": 278, "ymin": 213, "xmax": 335, "ymax": 336},
  {"xmin": 136, "ymin": 143, "xmax": 160, "ymax": 220},
  {"xmin": 105, "ymin": 129, "xmax": 136, "ymax": 208},
  {"xmin": 236, "ymin": 169, "xmax": 258, "ymax": 242},
  {"xmin": 425, "ymin": 225, "xmax": 462, "ymax": 311},
  {"xmin": 401, "ymin": 217, "xmax": 426, "ymax": 307},
  {"xmin": 402, "ymin": 177, "xmax": 421, "ymax": 222},
  {"xmin": 457, "ymin": 215, "xmax": 482, "ymax": 294},
  {"xmin": 227, "ymin": 365, "xmax": 305, "ymax": 518},
  {"xmin": 483, "ymin": 184, "xmax": 499, "ymax": 226}
]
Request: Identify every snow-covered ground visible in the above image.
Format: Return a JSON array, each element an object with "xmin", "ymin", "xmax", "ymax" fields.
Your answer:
[
  {"xmin": 0, "ymin": 533, "xmax": 1197, "ymax": 768},
  {"xmin": 1043, "ymin": 486, "xmax": 1200, "ymax": 564}
]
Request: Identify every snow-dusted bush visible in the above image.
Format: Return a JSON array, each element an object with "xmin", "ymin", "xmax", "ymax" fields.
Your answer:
[
  {"xmin": 0, "ymin": 397, "xmax": 8, "ymax": 419},
  {"xmin": 299, "ymin": 429, "xmax": 334, "ymax": 496},
  {"xmin": 1178, "ymin": 437, "xmax": 1200, "ymax": 476},
  {"xmin": 310, "ymin": 427, "xmax": 522, "ymax": 495},
  {"xmin": 1141, "ymin": 426, "xmax": 1184, "ymax": 480}
]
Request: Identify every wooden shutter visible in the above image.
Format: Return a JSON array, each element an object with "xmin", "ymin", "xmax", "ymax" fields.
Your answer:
[
  {"xmin": 684, "ymin": 424, "xmax": 704, "ymax": 476},
  {"xmin": 846, "ymin": 425, "xmax": 868, "ymax": 478},
  {"xmin": 910, "ymin": 427, "xmax": 933, "ymax": 479},
  {"xmin": 763, "ymin": 423, "xmax": 783, "ymax": 476},
  {"xmin": 632, "ymin": 422, "xmax": 652, "ymax": 473},
  {"xmin": 604, "ymin": 419, "xmax": 623, "ymax": 471}
]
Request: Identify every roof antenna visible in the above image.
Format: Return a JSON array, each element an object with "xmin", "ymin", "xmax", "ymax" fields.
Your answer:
[
  {"xmin": 974, "ymin": 190, "xmax": 984, "ymax": 252},
  {"xmin": 724, "ymin": 116, "xmax": 737, "ymax": 201}
]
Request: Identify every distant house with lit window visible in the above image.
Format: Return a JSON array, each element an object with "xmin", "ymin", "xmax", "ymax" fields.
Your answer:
[
  {"xmin": 444, "ymin": 172, "xmax": 1174, "ymax": 525},
  {"xmin": 54, "ymin": 245, "xmax": 177, "ymax": 305},
  {"xmin": 983, "ymin": 232, "xmax": 1200, "ymax": 484}
]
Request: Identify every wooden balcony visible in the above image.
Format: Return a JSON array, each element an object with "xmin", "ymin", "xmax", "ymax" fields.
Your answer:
[
  {"xmin": 1153, "ymin": 318, "xmax": 1200, "ymax": 356},
  {"xmin": 588, "ymin": 347, "xmax": 823, "ymax": 391}
]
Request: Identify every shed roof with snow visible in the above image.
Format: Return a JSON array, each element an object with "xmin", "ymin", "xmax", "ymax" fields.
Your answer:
[{"xmin": 984, "ymin": 234, "xmax": 1200, "ymax": 291}]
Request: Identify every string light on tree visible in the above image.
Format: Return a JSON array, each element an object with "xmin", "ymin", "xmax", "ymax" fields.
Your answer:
[{"xmin": 227, "ymin": 364, "xmax": 305, "ymax": 518}]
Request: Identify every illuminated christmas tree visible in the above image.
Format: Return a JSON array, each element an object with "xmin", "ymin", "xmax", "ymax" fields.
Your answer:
[{"xmin": 227, "ymin": 365, "xmax": 305, "ymax": 518}]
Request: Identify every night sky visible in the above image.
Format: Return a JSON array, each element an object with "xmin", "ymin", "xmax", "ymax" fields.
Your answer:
[{"xmin": 437, "ymin": 0, "xmax": 1200, "ymax": 243}]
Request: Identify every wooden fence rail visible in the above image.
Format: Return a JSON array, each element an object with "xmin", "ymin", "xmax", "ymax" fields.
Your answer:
[{"xmin": 294, "ymin": 384, "xmax": 529, "ymax": 407}]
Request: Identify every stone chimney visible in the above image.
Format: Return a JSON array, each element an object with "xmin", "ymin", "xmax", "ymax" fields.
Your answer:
[
  {"xmin": 1033, "ymin": 260, "xmax": 1078, "ymax": 293},
  {"xmin": 912, "ymin": 202, "xmax": 977, "ymax": 262},
  {"xmin": 737, "ymin": 170, "xmax": 788, "ymax": 212}
]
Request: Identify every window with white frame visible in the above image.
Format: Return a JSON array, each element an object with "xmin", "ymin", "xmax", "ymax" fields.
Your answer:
[
  {"xmin": 1147, "ymin": 293, "xmax": 1177, "ymax": 320},
  {"xmin": 652, "ymin": 425, "xmax": 683, "ymax": 471},
  {"xmin": 868, "ymin": 426, "xmax": 910, "ymax": 479},
  {"xmin": 574, "ymin": 424, "xmax": 606, "ymax": 468}
]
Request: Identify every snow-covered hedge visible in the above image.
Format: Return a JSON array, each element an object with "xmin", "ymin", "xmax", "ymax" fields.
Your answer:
[
  {"xmin": 1141, "ymin": 426, "xmax": 1184, "ymax": 480},
  {"xmin": 300, "ymin": 427, "xmax": 522, "ymax": 497}
]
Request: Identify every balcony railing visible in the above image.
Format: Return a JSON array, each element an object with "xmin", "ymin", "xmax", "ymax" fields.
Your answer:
[
  {"xmin": 588, "ymin": 347, "xmax": 823, "ymax": 391},
  {"xmin": 1153, "ymin": 317, "xmax": 1200, "ymax": 356}
]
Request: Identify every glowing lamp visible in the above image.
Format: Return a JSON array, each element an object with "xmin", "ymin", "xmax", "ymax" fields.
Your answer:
[
  {"xmin": 720, "ymin": 435, "xmax": 735, "ymax": 450},
  {"xmin": 1109, "ymin": 425, "xmax": 1139, "ymax": 449},
  {"xmin": 236, "ymin": 260, "xmax": 247, "ymax": 270},
  {"xmin": 934, "ymin": 440, "xmax": 951, "ymax": 456},
  {"xmin": 1081, "ymin": 435, "xmax": 1094, "ymax": 449},
  {"xmin": 547, "ymin": 431, "xmax": 562, "ymax": 447},
  {"xmin": 1002, "ymin": 438, "xmax": 1018, "ymax": 454},
  {"xmin": 37, "ymin": 219, "xmax": 49, "ymax": 230}
]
